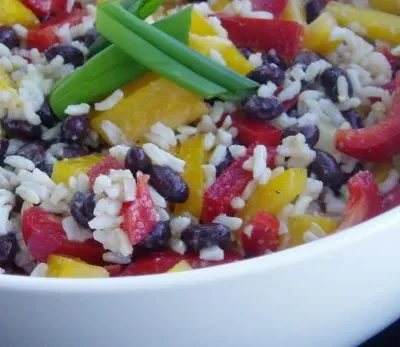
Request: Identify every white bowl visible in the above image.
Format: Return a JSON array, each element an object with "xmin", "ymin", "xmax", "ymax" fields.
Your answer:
[{"xmin": 1, "ymin": 207, "xmax": 400, "ymax": 347}]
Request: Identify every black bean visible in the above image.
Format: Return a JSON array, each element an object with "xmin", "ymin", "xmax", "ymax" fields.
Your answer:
[
  {"xmin": 15, "ymin": 142, "xmax": 46, "ymax": 166},
  {"xmin": 238, "ymin": 47, "xmax": 253, "ymax": 59},
  {"xmin": 61, "ymin": 115, "xmax": 89, "ymax": 143},
  {"xmin": 287, "ymin": 108, "xmax": 300, "ymax": 118},
  {"xmin": 242, "ymin": 95, "xmax": 283, "ymax": 121},
  {"xmin": 216, "ymin": 149, "xmax": 234, "ymax": 177},
  {"xmin": 0, "ymin": 139, "xmax": 9, "ymax": 163},
  {"xmin": 77, "ymin": 28, "xmax": 99, "ymax": 48},
  {"xmin": 0, "ymin": 27, "xmax": 19, "ymax": 49},
  {"xmin": 310, "ymin": 149, "xmax": 346, "ymax": 189},
  {"xmin": 342, "ymin": 109, "xmax": 363, "ymax": 129},
  {"xmin": 125, "ymin": 146, "xmax": 151, "ymax": 176},
  {"xmin": 70, "ymin": 191, "xmax": 96, "ymax": 229},
  {"xmin": 1, "ymin": 118, "xmax": 42, "ymax": 140},
  {"xmin": 320, "ymin": 67, "xmax": 353, "ymax": 103},
  {"xmin": 181, "ymin": 223, "xmax": 231, "ymax": 252},
  {"xmin": 247, "ymin": 64, "xmax": 285, "ymax": 86},
  {"xmin": 0, "ymin": 233, "xmax": 17, "ymax": 267},
  {"xmin": 61, "ymin": 144, "xmax": 89, "ymax": 159},
  {"xmin": 45, "ymin": 44, "xmax": 84, "ymax": 67},
  {"xmin": 138, "ymin": 221, "xmax": 171, "ymax": 250},
  {"xmin": 37, "ymin": 100, "xmax": 57, "ymax": 128},
  {"xmin": 306, "ymin": 0, "xmax": 324, "ymax": 23},
  {"xmin": 282, "ymin": 125, "xmax": 320, "ymax": 148},
  {"xmin": 148, "ymin": 165, "xmax": 189, "ymax": 203},
  {"xmin": 262, "ymin": 52, "xmax": 287, "ymax": 70},
  {"xmin": 292, "ymin": 50, "xmax": 323, "ymax": 68}
]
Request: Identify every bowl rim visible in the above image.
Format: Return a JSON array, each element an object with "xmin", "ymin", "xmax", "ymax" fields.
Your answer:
[{"xmin": 1, "ymin": 206, "xmax": 397, "ymax": 293}]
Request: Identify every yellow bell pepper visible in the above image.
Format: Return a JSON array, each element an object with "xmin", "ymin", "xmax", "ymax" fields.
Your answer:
[
  {"xmin": 303, "ymin": 12, "xmax": 342, "ymax": 56},
  {"xmin": 280, "ymin": 0, "xmax": 306, "ymax": 25},
  {"xmin": 175, "ymin": 135, "xmax": 208, "ymax": 218},
  {"xmin": 369, "ymin": 0, "xmax": 400, "ymax": 16},
  {"xmin": 0, "ymin": 0, "xmax": 39, "ymax": 28},
  {"xmin": 0, "ymin": 68, "xmax": 14, "ymax": 91},
  {"xmin": 47, "ymin": 255, "xmax": 109, "ymax": 278},
  {"xmin": 211, "ymin": 0, "xmax": 231, "ymax": 12},
  {"xmin": 371, "ymin": 162, "xmax": 394, "ymax": 184},
  {"xmin": 90, "ymin": 73, "xmax": 207, "ymax": 145},
  {"xmin": 287, "ymin": 215, "xmax": 339, "ymax": 247},
  {"xmin": 190, "ymin": 10, "xmax": 219, "ymax": 36},
  {"xmin": 167, "ymin": 260, "xmax": 193, "ymax": 272},
  {"xmin": 239, "ymin": 168, "xmax": 307, "ymax": 222},
  {"xmin": 326, "ymin": 2, "xmax": 400, "ymax": 45},
  {"xmin": 189, "ymin": 34, "xmax": 253, "ymax": 76},
  {"xmin": 52, "ymin": 154, "xmax": 104, "ymax": 185}
]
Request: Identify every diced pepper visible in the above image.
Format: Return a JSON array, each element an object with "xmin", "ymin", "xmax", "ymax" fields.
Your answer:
[
  {"xmin": 303, "ymin": 12, "xmax": 341, "ymax": 56},
  {"xmin": 27, "ymin": 8, "xmax": 88, "ymax": 51},
  {"xmin": 241, "ymin": 211, "xmax": 280, "ymax": 256},
  {"xmin": 369, "ymin": 0, "xmax": 400, "ymax": 16},
  {"xmin": 287, "ymin": 215, "xmax": 339, "ymax": 247},
  {"xmin": 190, "ymin": 9, "xmax": 219, "ymax": 36},
  {"xmin": 21, "ymin": 0, "xmax": 67, "ymax": 18},
  {"xmin": 280, "ymin": 0, "xmax": 306, "ymax": 24},
  {"xmin": 339, "ymin": 171, "xmax": 382, "ymax": 230},
  {"xmin": 326, "ymin": 2, "xmax": 400, "ymax": 45},
  {"xmin": 371, "ymin": 162, "xmax": 394, "ymax": 184},
  {"xmin": 87, "ymin": 155, "xmax": 124, "ymax": 188},
  {"xmin": 175, "ymin": 135, "xmax": 208, "ymax": 218},
  {"xmin": 219, "ymin": 16, "xmax": 305, "ymax": 60},
  {"xmin": 336, "ymin": 74, "xmax": 400, "ymax": 162},
  {"xmin": 188, "ymin": 34, "xmax": 253, "ymax": 76},
  {"xmin": 231, "ymin": 111, "xmax": 282, "ymax": 147},
  {"xmin": 382, "ymin": 183, "xmax": 400, "ymax": 212},
  {"xmin": 104, "ymin": 264, "xmax": 122, "ymax": 277},
  {"xmin": 22, "ymin": 207, "xmax": 105, "ymax": 264},
  {"xmin": 120, "ymin": 250, "xmax": 242, "ymax": 276},
  {"xmin": 90, "ymin": 73, "xmax": 207, "ymax": 145},
  {"xmin": 211, "ymin": 0, "xmax": 230, "ymax": 12},
  {"xmin": 167, "ymin": 260, "xmax": 193, "ymax": 272},
  {"xmin": 47, "ymin": 255, "xmax": 109, "ymax": 278},
  {"xmin": 51, "ymin": 154, "xmax": 104, "ymax": 185},
  {"xmin": 239, "ymin": 168, "xmax": 307, "ymax": 222},
  {"xmin": 123, "ymin": 174, "xmax": 158, "ymax": 245},
  {"xmin": 251, "ymin": 0, "xmax": 288, "ymax": 17},
  {"xmin": 0, "ymin": 0, "xmax": 40, "ymax": 28}
]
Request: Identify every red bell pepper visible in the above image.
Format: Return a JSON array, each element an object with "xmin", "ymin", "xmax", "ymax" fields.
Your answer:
[
  {"xmin": 232, "ymin": 111, "xmax": 282, "ymax": 147},
  {"xmin": 336, "ymin": 74, "xmax": 400, "ymax": 162},
  {"xmin": 219, "ymin": 17, "xmax": 305, "ymax": 61},
  {"xmin": 88, "ymin": 155, "xmax": 124, "ymax": 188},
  {"xmin": 120, "ymin": 250, "xmax": 243, "ymax": 276},
  {"xmin": 240, "ymin": 211, "xmax": 280, "ymax": 256},
  {"xmin": 339, "ymin": 171, "xmax": 382, "ymax": 230},
  {"xmin": 104, "ymin": 264, "xmax": 123, "ymax": 277},
  {"xmin": 382, "ymin": 183, "xmax": 400, "ymax": 212},
  {"xmin": 251, "ymin": 0, "xmax": 288, "ymax": 17},
  {"xmin": 22, "ymin": 207, "xmax": 105, "ymax": 264},
  {"xmin": 21, "ymin": 0, "xmax": 67, "ymax": 18},
  {"xmin": 123, "ymin": 174, "xmax": 158, "ymax": 245},
  {"xmin": 27, "ymin": 8, "xmax": 87, "ymax": 51}
]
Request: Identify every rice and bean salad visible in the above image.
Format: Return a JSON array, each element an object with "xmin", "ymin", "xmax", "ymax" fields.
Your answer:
[{"xmin": 0, "ymin": 0, "xmax": 399, "ymax": 278}]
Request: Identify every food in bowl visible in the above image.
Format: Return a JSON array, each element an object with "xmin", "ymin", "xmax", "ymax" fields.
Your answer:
[{"xmin": 0, "ymin": 0, "xmax": 399, "ymax": 278}]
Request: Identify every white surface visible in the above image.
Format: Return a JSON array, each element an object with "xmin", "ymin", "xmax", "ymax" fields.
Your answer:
[{"xmin": 2, "ymin": 207, "xmax": 400, "ymax": 347}]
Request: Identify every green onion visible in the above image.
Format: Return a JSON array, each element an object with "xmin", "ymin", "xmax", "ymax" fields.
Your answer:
[
  {"xmin": 50, "ymin": 8, "xmax": 193, "ymax": 117},
  {"xmin": 96, "ymin": 8, "xmax": 227, "ymax": 98},
  {"xmin": 101, "ymin": 2, "xmax": 258, "ymax": 94}
]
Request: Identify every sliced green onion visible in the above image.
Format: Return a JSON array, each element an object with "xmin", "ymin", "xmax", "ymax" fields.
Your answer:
[{"xmin": 101, "ymin": 2, "xmax": 259, "ymax": 93}]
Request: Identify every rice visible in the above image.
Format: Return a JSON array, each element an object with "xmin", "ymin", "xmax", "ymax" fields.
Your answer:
[
  {"xmin": 199, "ymin": 245, "xmax": 224, "ymax": 261},
  {"xmin": 65, "ymin": 103, "xmax": 90, "ymax": 115},
  {"xmin": 169, "ymin": 238, "xmax": 187, "ymax": 255},
  {"xmin": 212, "ymin": 214, "xmax": 243, "ymax": 231},
  {"xmin": 170, "ymin": 216, "xmax": 191, "ymax": 238}
]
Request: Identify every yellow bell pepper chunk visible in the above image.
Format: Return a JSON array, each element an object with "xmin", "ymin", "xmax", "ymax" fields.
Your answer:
[
  {"xmin": 190, "ymin": 10, "xmax": 219, "ymax": 36},
  {"xmin": 371, "ymin": 162, "xmax": 394, "ymax": 184},
  {"xmin": 91, "ymin": 73, "xmax": 207, "ymax": 145},
  {"xmin": 167, "ymin": 260, "xmax": 193, "ymax": 272},
  {"xmin": 369, "ymin": 0, "xmax": 400, "ymax": 16},
  {"xmin": 239, "ymin": 168, "xmax": 307, "ymax": 222},
  {"xmin": 326, "ymin": 2, "xmax": 400, "ymax": 45},
  {"xmin": 211, "ymin": 0, "xmax": 231, "ymax": 12},
  {"xmin": 52, "ymin": 154, "xmax": 104, "ymax": 185},
  {"xmin": 287, "ymin": 215, "xmax": 339, "ymax": 247},
  {"xmin": 175, "ymin": 135, "xmax": 208, "ymax": 218},
  {"xmin": 0, "ymin": 0, "xmax": 39, "ymax": 28},
  {"xmin": 0, "ymin": 68, "xmax": 14, "ymax": 91},
  {"xmin": 280, "ymin": 0, "xmax": 306, "ymax": 25},
  {"xmin": 189, "ymin": 34, "xmax": 253, "ymax": 76},
  {"xmin": 303, "ymin": 12, "xmax": 342, "ymax": 56},
  {"xmin": 47, "ymin": 255, "xmax": 109, "ymax": 278}
]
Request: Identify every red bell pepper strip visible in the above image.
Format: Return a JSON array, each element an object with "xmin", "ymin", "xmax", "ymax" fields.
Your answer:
[
  {"xmin": 27, "ymin": 8, "xmax": 87, "ymax": 51},
  {"xmin": 339, "ymin": 171, "xmax": 382, "ymax": 230},
  {"xmin": 88, "ymin": 155, "xmax": 124, "ymax": 188},
  {"xmin": 22, "ymin": 207, "xmax": 105, "ymax": 264},
  {"xmin": 104, "ymin": 264, "xmax": 123, "ymax": 277},
  {"xmin": 20, "ymin": 0, "xmax": 67, "ymax": 18},
  {"xmin": 120, "ymin": 250, "xmax": 242, "ymax": 276},
  {"xmin": 219, "ymin": 17, "xmax": 305, "ymax": 61},
  {"xmin": 123, "ymin": 174, "xmax": 158, "ymax": 245},
  {"xmin": 201, "ymin": 144, "xmax": 275, "ymax": 223},
  {"xmin": 240, "ymin": 211, "xmax": 280, "ymax": 256},
  {"xmin": 232, "ymin": 111, "xmax": 282, "ymax": 147},
  {"xmin": 336, "ymin": 74, "xmax": 400, "ymax": 162},
  {"xmin": 251, "ymin": 0, "xmax": 288, "ymax": 17},
  {"xmin": 382, "ymin": 183, "xmax": 400, "ymax": 212}
]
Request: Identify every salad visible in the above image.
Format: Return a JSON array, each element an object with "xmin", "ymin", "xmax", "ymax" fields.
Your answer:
[{"xmin": 0, "ymin": 0, "xmax": 399, "ymax": 278}]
